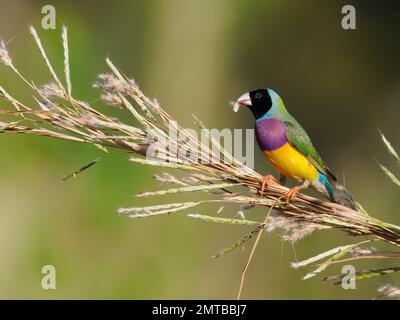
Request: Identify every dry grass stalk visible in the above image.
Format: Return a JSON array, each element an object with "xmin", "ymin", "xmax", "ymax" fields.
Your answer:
[{"xmin": 0, "ymin": 27, "xmax": 399, "ymax": 297}]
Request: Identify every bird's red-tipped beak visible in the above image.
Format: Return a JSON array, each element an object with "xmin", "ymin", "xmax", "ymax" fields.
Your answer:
[{"xmin": 233, "ymin": 92, "xmax": 251, "ymax": 112}]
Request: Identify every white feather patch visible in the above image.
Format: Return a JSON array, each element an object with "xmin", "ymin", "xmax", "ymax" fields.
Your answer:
[{"xmin": 232, "ymin": 101, "xmax": 240, "ymax": 112}]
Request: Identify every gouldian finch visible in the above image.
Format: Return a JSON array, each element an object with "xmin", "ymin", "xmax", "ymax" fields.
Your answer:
[{"xmin": 234, "ymin": 88, "xmax": 356, "ymax": 209}]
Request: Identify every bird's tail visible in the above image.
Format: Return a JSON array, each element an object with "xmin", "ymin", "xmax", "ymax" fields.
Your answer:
[
  {"xmin": 330, "ymin": 183, "xmax": 357, "ymax": 210},
  {"xmin": 319, "ymin": 175, "xmax": 357, "ymax": 210}
]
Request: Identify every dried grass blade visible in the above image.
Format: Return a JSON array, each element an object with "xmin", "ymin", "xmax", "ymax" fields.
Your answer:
[
  {"xmin": 187, "ymin": 213, "xmax": 259, "ymax": 226},
  {"xmin": 136, "ymin": 182, "xmax": 241, "ymax": 197},
  {"xmin": 323, "ymin": 266, "xmax": 400, "ymax": 285},
  {"xmin": 301, "ymin": 240, "xmax": 373, "ymax": 280}
]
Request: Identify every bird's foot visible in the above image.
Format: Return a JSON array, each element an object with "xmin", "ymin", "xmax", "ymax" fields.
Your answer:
[
  {"xmin": 284, "ymin": 181, "xmax": 310, "ymax": 204},
  {"xmin": 284, "ymin": 187, "xmax": 301, "ymax": 203},
  {"xmin": 259, "ymin": 175, "xmax": 282, "ymax": 196}
]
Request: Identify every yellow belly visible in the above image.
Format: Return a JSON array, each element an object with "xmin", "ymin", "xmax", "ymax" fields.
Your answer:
[{"xmin": 262, "ymin": 143, "xmax": 319, "ymax": 181}]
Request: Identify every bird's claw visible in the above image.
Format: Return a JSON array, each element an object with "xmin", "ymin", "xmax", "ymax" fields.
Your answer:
[
  {"xmin": 284, "ymin": 187, "xmax": 300, "ymax": 204},
  {"xmin": 283, "ymin": 181, "xmax": 310, "ymax": 205},
  {"xmin": 259, "ymin": 175, "xmax": 281, "ymax": 196}
]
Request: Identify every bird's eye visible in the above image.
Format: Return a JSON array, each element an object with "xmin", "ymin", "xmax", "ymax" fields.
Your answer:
[{"xmin": 255, "ymin": 92, "xmax": 263, "ymax": 99}]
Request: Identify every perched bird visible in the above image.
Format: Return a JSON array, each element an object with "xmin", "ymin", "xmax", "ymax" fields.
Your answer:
[{"xmin": 233, "ymin": 88, "xmax": 356, "ymax": 209}]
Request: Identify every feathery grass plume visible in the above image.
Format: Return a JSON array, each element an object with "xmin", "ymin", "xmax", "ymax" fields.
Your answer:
[
  {"xmin": 0, "ymin": 40, "xmax": 12, "ymax": 67},
  {"xmin": 0, "ymin": 26, "xmax": 399, "ymax": 298},
  {"xmin": 61, "ymin": 26, "xmax": 72, "ymax": 97},
  {"xmin": 379, "ymin": 129, "xmax": 400, "ymax": 163},
  {"xmin": 377, "ymin": 284, "xmax": 400, "ymax": 300},
  {"xmin": 375, "ymin": 130, "xmax": 400, "ymax": 187}
]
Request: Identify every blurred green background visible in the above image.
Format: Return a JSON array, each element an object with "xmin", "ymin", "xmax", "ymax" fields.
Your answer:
[{"xmin": 0, "ymin": 0, "xmax": 399, "ymax": 299}]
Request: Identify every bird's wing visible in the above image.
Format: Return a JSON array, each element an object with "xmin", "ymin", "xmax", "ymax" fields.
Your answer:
[{"xmin": 284, "ymin": 120, "xmax": 337, "ymax": 181}]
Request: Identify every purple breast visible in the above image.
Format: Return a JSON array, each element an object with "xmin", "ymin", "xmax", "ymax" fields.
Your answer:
[{"xmin": 255, "ymin": 118, "xmax": 287, "ymax": 151}]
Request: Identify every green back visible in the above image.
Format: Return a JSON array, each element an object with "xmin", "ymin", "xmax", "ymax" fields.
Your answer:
[{"xmin": 269, "ymin": 95, "xmax": 337, "ymax": 181}]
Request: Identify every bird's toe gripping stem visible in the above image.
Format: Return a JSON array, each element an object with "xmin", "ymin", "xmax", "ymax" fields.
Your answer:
[
  {"xmin": 284, "ymin": 181, "xmax": 310, "ymax": 204},
  {"xmin": 259, "ymin": 175, "xmax": 282, "ymax": 196}
]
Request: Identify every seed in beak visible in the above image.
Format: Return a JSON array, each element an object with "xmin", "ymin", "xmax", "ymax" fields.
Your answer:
[{"xmin": 232, "ymin": 92, "xmax": 251, "ymax": 112}]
